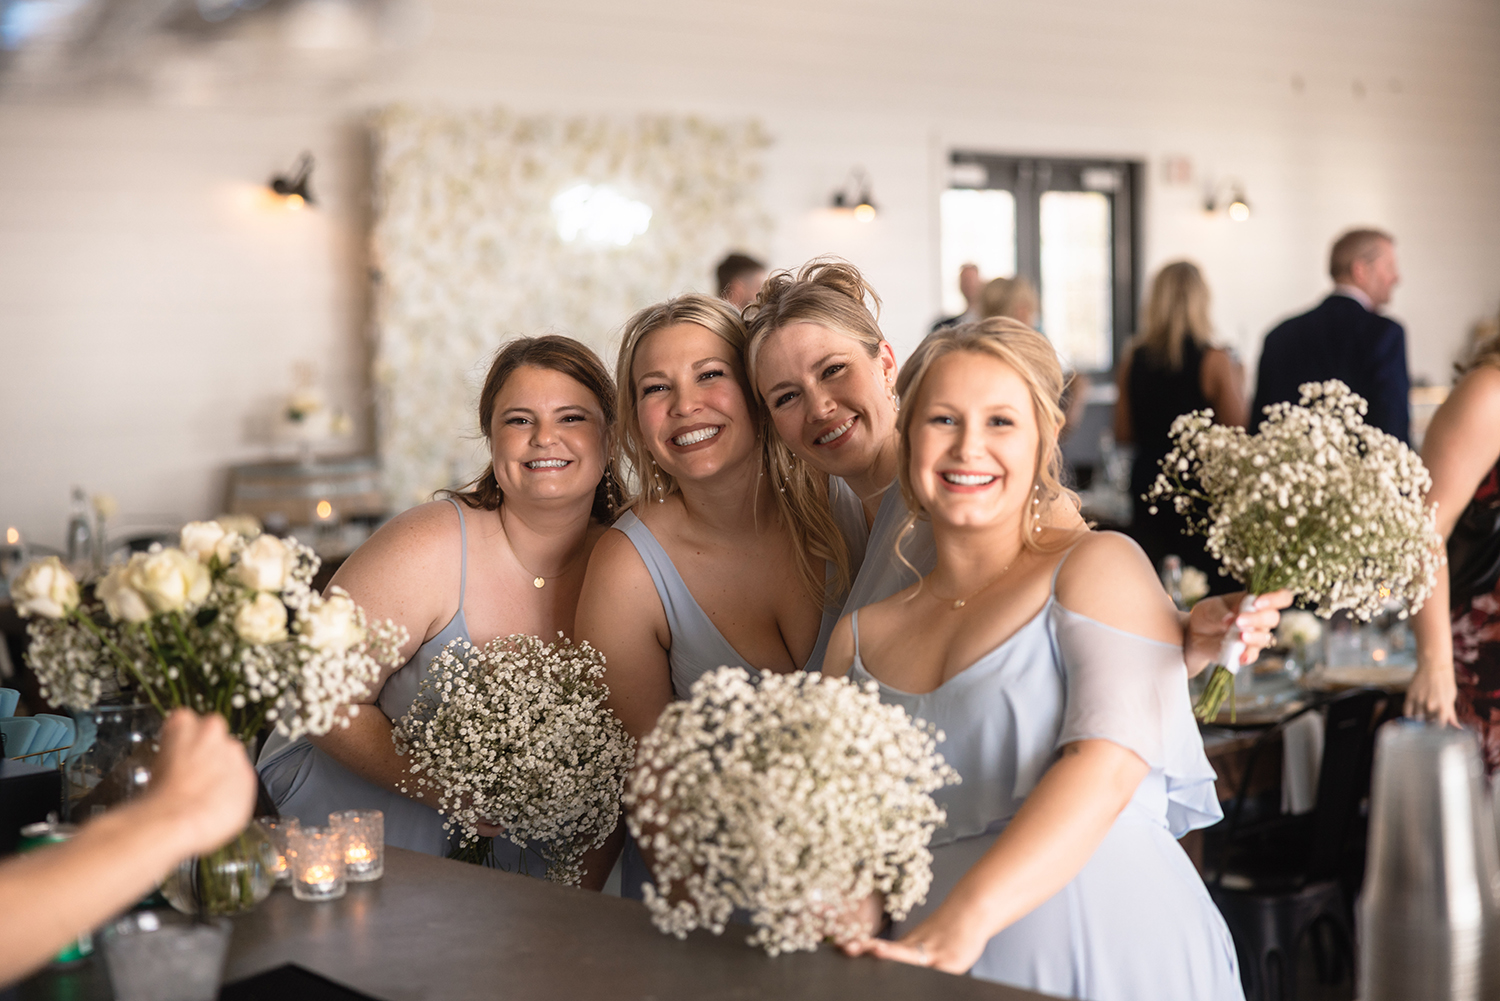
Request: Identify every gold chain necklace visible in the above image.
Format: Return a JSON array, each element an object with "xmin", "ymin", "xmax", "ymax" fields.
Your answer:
[
  {"xmin": 933, "ymin": 558, "xmax": 1018, "ymax": 611},
  {"xmin": 499, "ymin": 509, "xmax": 581, "ymax": 589}
]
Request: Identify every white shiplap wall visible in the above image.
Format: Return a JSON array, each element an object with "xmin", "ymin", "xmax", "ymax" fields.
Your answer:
[{"xmin": 3, "ymin": 0, "xmax": 1499, "ymax": 545}]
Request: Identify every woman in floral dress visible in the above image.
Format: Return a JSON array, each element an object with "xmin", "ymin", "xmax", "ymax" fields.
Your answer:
[{"xmin": 1411, "ymin": 330, "xmax": 1500, "ymax": 760}]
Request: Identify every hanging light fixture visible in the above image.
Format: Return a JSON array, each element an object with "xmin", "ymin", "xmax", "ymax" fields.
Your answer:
[
  {"xmin": 831, "ymin": 167, "xmax": 878, "ymax": 222},
  {"xmin": 1204, "ymin": 179, "xmax": 1250, "ymax": 222},
  {"xmin": 269, "ymin": 152, "xmax": 315, "ymax": 209}
]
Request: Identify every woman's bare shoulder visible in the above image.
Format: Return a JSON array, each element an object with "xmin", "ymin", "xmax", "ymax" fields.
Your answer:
[
  {"xmin": 1053, "ymin": 530, "xmax": 1180, "ymax": 644},
  {"xmin": 330, "ymin": 500, "xmax": 461, "ymax": 591}
]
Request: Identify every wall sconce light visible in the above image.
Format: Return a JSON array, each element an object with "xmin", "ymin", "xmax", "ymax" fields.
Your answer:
[
  {"xmin": 831, "ymin": 167, "xmax": 878, "ymax": 222},
  {"xmin": 270, "ymin": 152, "xmax": 315, "ymax": 209},
  {"xmin": 1204, "ymin": 180, "xmax": 1250, "ymax": 222}
]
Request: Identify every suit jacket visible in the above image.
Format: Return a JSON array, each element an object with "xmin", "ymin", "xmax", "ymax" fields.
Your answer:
[{"xmin": 1251, "ymin": 294, "xmax": 1410, "ymax": 443}]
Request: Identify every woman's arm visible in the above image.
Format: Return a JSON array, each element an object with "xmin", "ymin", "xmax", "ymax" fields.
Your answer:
[
  {"xmin": 304, "ymin": 503, "xmax": 453, "ymax": 800},
  {"xmin": 574, "ymin": 528, "xmax": 675, "ymax": 742},
  {"xmin": 1200, "ymin": 347, "xmax": 1249, "ymax": 429},
  {"xmin": 843, "ymin": 533, "xmax": 1180, "ymax": 972},
  {"xmin": 1409, "ymin": 366, "xmax": 1500, "ymax": 725}
]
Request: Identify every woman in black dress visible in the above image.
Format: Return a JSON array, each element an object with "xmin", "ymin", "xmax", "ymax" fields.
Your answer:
[{"xmin": 1114, "ymin": 261, "xmax": 1248, "ymax": 591}]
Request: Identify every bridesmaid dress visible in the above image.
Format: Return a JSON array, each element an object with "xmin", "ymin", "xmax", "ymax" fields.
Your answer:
[
  {"xmin": 258, "ymin": 498, "xmax": 544, "ymax": 875},
  {"xmin": 846, "ymin": 552, "xmax": 1242, "ymax": 1001}
]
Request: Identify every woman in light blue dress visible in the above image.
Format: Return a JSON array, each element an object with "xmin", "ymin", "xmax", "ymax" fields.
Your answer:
[
  {"xmin": 574, "ymin": 294, "xmax": 866, "ymax": 898},
  {"xmin": 822, "ymin": 320, "xmax": 1243, "ymax": 999},
  {"xmin": 742, "ymin": 257, "xmax": 1290, "ymax": 673},
  {"xmin": 258, "ymin": 336, "xmax": 623, "ymax": 888}
]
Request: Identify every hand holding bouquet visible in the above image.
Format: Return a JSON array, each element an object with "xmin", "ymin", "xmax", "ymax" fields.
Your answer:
[
  {"xmin": 1146, "ymin": 381, "xmax": 1443, "ymax": 720},
  {"xmin": 391, "ymin": 633, "xmax": 634, "ymax": 885},
  {"xmin": 627, "ymin": 666, "xmax": 958, "ymax": 956}
]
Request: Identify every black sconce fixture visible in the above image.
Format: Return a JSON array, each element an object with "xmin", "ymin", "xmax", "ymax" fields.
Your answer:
[
  {"xmin": 1204, "ymin": 179, "xmax": 1250, "ymax": 222},
  {"xmin": 831, "ymin": 167, "xmax": 877, "ymax": 222},
  {"xmin": 270, "ymin": 152, "xmax": 315, "ymax": 209}
]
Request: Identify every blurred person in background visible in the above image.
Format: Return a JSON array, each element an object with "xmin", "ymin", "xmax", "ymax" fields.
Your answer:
[
  {"xmin": 1252, "ymin": 228, "xmax": 1409, "ymax": 442},
  {"xmin": 932, "ymin": 262, "xmax": 983, "ymax": 331},
  {"xmin": 1409, "ymin": 321, "xmax": 1500, "ymax": 744},
  {"xmin": 979, "ymin": 275, "xmax": 1039, "ymax": 327},
  {"xmin": 715, "ymin": 252, "xmax": 767, "ymax": 310},
  {"xmin": 1115, "ymin": 261, "xmax": 1247, "ymax": 591},
  {"xmin": 0, "ymin": 710, "xmax": 255, "ymax": 987}
]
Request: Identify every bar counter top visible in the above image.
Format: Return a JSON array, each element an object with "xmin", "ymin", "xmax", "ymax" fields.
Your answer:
[{"xmin": 20, "ymin": 847, "xmax": 1054, "ymax": 1000}]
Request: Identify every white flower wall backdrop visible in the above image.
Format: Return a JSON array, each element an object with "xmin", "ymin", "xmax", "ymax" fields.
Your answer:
[{"xmin": 371, "ymin": 105, "xmax": 771, "ymax": 508}]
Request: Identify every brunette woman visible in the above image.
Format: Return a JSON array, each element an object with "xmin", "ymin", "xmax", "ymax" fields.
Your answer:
[{"xmin": 258, "ymin": 336, "xmax": 622, "ymax": 888}]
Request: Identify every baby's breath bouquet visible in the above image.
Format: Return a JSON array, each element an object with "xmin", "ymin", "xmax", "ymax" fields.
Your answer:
[
  {"xmin": 1146, "ymin": 380, "xmax": 1443, "ymax": 720},
  {"xmin": 627, "ymin": 666, "xmax": 959, "ymax": 957},
  {"xmin": 391, "ymin": 634, "xmax": 634, "ymax": 885},
  {"xmin": 16, "ymin": 521, "xmax": 407, "ymax": 740}
]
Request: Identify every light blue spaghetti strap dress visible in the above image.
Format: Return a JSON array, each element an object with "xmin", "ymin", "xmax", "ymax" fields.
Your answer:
[
  {"xmin": 612, "ymin": 492, "xmax": 865, "ymax": 896},
  {"xmin": 847, "ymin": 554, "xmax": 1242, "ymax": 1001},
  {"xmin": 836, "ymin": 479, "xmax": 935, "ymax": 627},
  {"xmin": 257, "ymin": 498, "xmax": 539, "ymax": 874}
]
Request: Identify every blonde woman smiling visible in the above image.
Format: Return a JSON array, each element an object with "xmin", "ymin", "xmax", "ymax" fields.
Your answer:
[{"xmin": 828, "ymin": 320, "xmax": 1243, "ymax": 999}]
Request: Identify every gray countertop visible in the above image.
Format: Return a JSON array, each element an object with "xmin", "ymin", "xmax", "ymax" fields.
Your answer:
[{"xmin": 20, "ymin": 847, "xmax": 1053, "ymax": 1000}]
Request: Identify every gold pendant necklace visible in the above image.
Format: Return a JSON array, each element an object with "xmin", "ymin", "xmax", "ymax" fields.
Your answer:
[
  {"xmin": 936, "ymin": 559, "xmax": 1016, "ymax": 610},
  {"xmin": 499, "ymin": 509, "xmax": 575, "ymax": 590}
]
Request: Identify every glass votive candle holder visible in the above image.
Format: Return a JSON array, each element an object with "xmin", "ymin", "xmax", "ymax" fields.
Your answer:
[
  {"xmin": 257, "ymin": 815, "xmax": 300, "ymax": 885},
  {"xmin": 330, "ymin": 809, "xmax": 384, "ymax": 882},
  {"xmin": 288, "ymin": 826, "xmax": 346, "ymax": 902}
]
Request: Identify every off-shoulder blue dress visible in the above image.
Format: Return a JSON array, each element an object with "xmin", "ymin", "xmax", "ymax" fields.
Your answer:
[
  {"xmin": 847, "ymin": 558, "xmax": 1242, "ymax": 1001},
  {"xmin": 257, "ymin": 498, "xmax": 544, "ymax": 875}
]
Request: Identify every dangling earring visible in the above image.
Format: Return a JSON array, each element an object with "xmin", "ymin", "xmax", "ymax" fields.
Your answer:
[
  {"xmin": 651, "ymin": 456, "xmax": 666, "ymax": 503},
  {"xmin": 889, "ymin": 388, "xmax": 900, "ymax": 413},
  {"xmin": 1032, "ymin": 483, "xmax": 1044, "ymax": 534}
]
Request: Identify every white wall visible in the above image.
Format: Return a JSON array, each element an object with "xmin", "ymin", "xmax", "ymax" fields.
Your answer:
[{"xmin": 4, "ymin": 0, "xmax": 1499, "ymax": 547}]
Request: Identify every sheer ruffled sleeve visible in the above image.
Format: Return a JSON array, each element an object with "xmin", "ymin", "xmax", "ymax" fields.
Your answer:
[{"xmin": 1051, "ymin": 604, "xmax": 1222, "ymax": 837}]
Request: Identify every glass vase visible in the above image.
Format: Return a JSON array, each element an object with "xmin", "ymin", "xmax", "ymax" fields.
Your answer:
[
  {"xmin": 160, "ymin": 820, "xmax": 277, "ymax": 917},
  {"xmin": 65, "ymin": 702, "xmax": 162, "ymax": 823}
]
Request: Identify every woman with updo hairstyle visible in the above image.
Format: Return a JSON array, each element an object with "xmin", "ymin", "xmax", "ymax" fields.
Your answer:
[
  {"xmin": 258, "ymin": 335, "xmax": 623, "ymax": 889},
  {"xmin": 826, "ymin": 320, "xmax": 1243, "ymax": 998},
  {"xmin": 1115, "ymin": 260, "xmax": 1248, "ymax": 588},
  {"xmin": 744, "ymin": 257, "xmax": 1288, "ymax": 675},
  {"xmin": 978, "ymin": 275, "xmax": 1039, "ymax": 327}
]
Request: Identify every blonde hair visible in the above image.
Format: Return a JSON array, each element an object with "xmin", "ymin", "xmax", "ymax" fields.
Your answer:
[
  {"xmin": 613, "ymin": 293, "xmax": 835, "ymax": 605},
  {"xmin": 1134, "ymin": 260, "xmax": 1213, "ymax": 371},
  {"xmin": 979, "ymin": 276, "xmax": 1038, "ymax": 324},
  {"xmin": 894, "ymin": 318, "xmax": 1079, "ymax": 555},
  {"xmin": 738, "ymin": 258, "xmax": 884, "ymax": 604},
  {"xmin": 1461, "ymin": 315, "xmax": 1500, "ymax": 375}
]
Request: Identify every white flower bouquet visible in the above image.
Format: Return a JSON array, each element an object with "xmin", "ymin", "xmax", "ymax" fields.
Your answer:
[
  {"xmin": 1146, "ymin": 380, "xmax": 1443, "ymax": 720},
  {"xmin": 627, "ymin": 666, "xmax": 959, "ymax": 957},
  {"xmin": 16, "ymin": 521, "xmax": 407, "ymax": 742},
  {"xmin": 390, "ymin": 634, "xmax": 634, "ymax": 885}
]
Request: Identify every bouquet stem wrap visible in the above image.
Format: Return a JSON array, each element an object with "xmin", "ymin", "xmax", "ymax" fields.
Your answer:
[{"xmin": 1195, "ymin": 593, "xmax": 1258, "ymax": 722}]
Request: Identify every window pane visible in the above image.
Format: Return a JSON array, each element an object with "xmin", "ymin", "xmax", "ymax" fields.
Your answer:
[
  {"xmin": 939, "ymin": 188, "xmax": 1016, "ymax": 317},
  {"xmin": 1039, "ymin": 190, "xmax": 1112, "ymax": 371}
]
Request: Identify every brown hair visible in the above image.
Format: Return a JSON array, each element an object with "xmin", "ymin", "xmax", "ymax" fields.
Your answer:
[
  {"xmin": 1133, "ymin": 260, "xmax": 1214, "ymax": 371},
  {"xmin": 741, "ymin": 258, "xmax": 888, "ymax": 602},
  {"xmin": 894, "ymin": 318, "xmax": 1079, "ymax": 554},
  {"xmin": 979, "ymin": 276, "xmax": 1038, "ymax": 324},
  {"xmin": 1461, "ymin": 315, "xmax": 1500, "ymax": 375},
  {"xmin": 444, "ymin": 335, "xmax": 622, "ymax": 523},
  {"xmin": 1329, "ymin": 228, "xmax": 1393, "ymax": 282}
]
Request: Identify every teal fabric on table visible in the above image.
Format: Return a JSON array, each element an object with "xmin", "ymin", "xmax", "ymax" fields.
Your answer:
[
  {"xmin": 0, "ymin": 717, "xmax": 39, "ymax": 759},
  {"xmin": 0, "ymin": 688, "xmax": 19, "ymax": 718},
  {"xmin": 31, "ymin": 714, "xmax": 74, "ymax": 766},
  {"xmin": 846, "ymin": 555, "xmax": 1240, "ymax": 1001},
  {"xmin": 258, "ymin": 498, "xmax": 547, "ymax": 876}
]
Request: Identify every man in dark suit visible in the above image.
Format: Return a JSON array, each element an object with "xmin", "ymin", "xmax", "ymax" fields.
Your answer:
[{"xmin": 1251, "ymin": 228, "xmax": 1409, "ymax": 442}]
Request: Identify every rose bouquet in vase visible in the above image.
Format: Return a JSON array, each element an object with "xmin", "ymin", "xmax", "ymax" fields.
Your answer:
[
  {"xmin": 391, "ymin": 633, "xmax": 634, "ymax": 885},
  {"xmin": 1145, "ymin": 380, "xmax": 1443, "ymax": 721},
  {"xmin": 14, "ymin": 521, "xmax": 407, "ymax": 913},
  {"xmin": 627, "ymin": 666, "xmax": 959, "ymax": 956}
]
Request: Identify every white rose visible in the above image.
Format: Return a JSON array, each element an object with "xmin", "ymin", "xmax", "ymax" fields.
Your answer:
[
  {"xmin": 129, "ymin": 548, "xmax": 211, "ymax": 614},
  {"xmin": 1180, "ymin": 566, "xmax": 1210, "ymax": 608},
  {"xmin": 297, "ymin": 592, "xmax": 365, "ymax": 654},
  {"xmin": 180, "ymin": 521, "xmax": 228, "ymax": 564},
  {"xmin": 213, "ymin": 532, "xmax": 245, "ymax": 565},
  {"xmin": 234, "ymin": 534, "xmax": 292, "ymax": 592},
  {"xmin": 1277, "ymin": 610, "xmax": 1323, "ymax": 650},
  {"xmin": 234, "ymin": 592, "xmax": 289, "ymax": 645},
  {"xmin": 98, "ymin": 558, "xmax": 153, "ymax": 623},
  {"xmin": 12, "ymin": 557, "xmax": 79, "ymax": 619}
]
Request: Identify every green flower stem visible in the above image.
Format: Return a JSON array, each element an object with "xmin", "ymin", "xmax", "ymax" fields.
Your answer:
[
  {"xmin": 140, "ymin": 620, "xmax": 186, "ymax": 709},
  {"xmin": 1194, "ymin": 664, "xmax": 1237, "ymax": 723},
  {"xmin": 72, "ymin": 612, "xmax": 169, "ymax": 718}
]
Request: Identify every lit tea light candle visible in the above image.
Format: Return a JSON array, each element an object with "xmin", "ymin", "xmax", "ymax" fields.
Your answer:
[
  {"xmin": 330, "ymin": 809, "xmax": 384, "ymax": 882},
  {"xmin": 5, "ymin": 526, "xmax": 18, "ymax": 546},
  {"xmin": 316, "ymin": 499, "xmax": 334, "ymax": 521},
  {"xmin": 257, "ymin": 816, "xmax": 299, "ymax": 885},
  {"xmin": 288, "ymin": 825, "xmax": 346, "ymax": 902}
]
